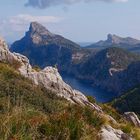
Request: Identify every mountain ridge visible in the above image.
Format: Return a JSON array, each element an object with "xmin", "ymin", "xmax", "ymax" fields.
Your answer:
[
  {"xmin": 13, "ymin": 21, "xmax": 80, "ymax": 48},
  {"xmin": 97, "ymin": 34, "xmax": 140, "ymax": 46},
  {"xmin": 87, "ymin": 34, "xmax": 140, "ymax": 53}
]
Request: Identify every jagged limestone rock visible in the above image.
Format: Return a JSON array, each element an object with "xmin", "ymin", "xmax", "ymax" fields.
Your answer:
[
  {"xmin": 124, "ymin": 112, "xmax": 140, "ymax": 127},
  {"xmin": 99, "ymin": 125, "xmax": 134, "ymax": 140}
]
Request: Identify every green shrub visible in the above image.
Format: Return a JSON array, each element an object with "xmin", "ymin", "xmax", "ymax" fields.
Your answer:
[
  {"xmin": 121, "ymin": 124, "xmax": 132, "ymax": 134},
  {"xmin": 33, "ymin": 65, "xmax": 41, "ymax": 72},
  {"xmin": 87, "ymin": 96, "xmax": 96, "ymax": 104}
]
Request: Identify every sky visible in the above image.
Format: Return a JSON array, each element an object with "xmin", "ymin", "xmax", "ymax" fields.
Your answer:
[{"xmin": 0, "ymin": 0, "xmax": 140, "ymax": 43}]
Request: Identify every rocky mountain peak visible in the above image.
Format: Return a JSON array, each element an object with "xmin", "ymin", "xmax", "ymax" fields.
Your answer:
[
  {"xmin": 24, "ymin": 22, "xmax": 55, "ymax": 45},
  {"xmin": 107, "ymin": 34, "xmax": 122, "ymax": 44},
  {"xmin": 107, "ymin": 34, "xmax": 140, "ymax": 45},
  {"xmin": 93, "ymin": 34, "xmax": 140, "ymax": 48},
  {"xmin": 0, "ymin": 36, "xmax": 8, "ymax": 50},
  {"xmin": 28, "ymin": 21, "xmax": 54, "ymax": 37},
  {"xmin": 11, "ymin": 22, "xmax": 80, "ymax": 60}
]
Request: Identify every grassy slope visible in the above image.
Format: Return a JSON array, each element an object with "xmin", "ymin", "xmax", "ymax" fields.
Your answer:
[
  {"xmin": 111, "ymin": 86, "xmax": 140, "ymax": 115},
  {"xmin": 0, "ymin": 62, "xmax": 104, "ymax": 139},
  {"xmin": 0, "ymin": 62, "xmax": 140, "ymax": 140}
]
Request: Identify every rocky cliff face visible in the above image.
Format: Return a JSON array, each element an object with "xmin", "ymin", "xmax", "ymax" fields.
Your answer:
[
  {"xmin": 26, "ymin": 67, "xmax": 102, "ymax": 111},
  {"xmin": 0, "ymin": 37, "xmax": 32, "ymax": 75},
  {"xmin": 124, "ymin": 112, "xmax": 140, "ymax": 127},
  {"xmin": 99, "ymin": 125, "xmax": 134, "ymax": 140}
]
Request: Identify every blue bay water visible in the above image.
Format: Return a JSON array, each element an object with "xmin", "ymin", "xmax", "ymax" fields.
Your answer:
[{"xmin": 61, "ymin": 73, "xmax": 118, "ymax": 103}]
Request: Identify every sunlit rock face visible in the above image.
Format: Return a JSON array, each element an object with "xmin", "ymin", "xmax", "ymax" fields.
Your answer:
[
  {"xmin": 124, "ymin": 112, "xmax": 140, "ymax": 127},
  {"xmin": 0, "ymin": 37, "xmax": 32, "ymax": 75},
  {"xmin": 99, "ymin": 125, "xmax": 134, "ymax": 140}
]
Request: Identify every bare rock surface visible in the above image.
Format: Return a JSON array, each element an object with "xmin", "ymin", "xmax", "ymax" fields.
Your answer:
[
  {"xmin": 27, "ymin": 67, "xmax": 102, "ymax": 111},
  {"xmin": 124, "ymin": 112, "xmax": 140, "ymax": 127},
  {"xmin": 99, "ymin": 125, "xmax": 133, "ymax": 140}
]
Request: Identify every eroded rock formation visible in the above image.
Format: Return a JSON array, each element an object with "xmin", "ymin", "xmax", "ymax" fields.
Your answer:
[
  {"xmin": 99, "ymin": 125, "xmax": 133, "ymax": 140},
  {"xmin": 124, "ymin": 112, "xmax": 140, "ymax": 127}
]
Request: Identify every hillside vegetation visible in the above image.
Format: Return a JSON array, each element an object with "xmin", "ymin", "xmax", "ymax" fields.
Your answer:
[
  {"xmin": 112, "ymin": 85, "xmax": 140, "ymax": 116},
  {"xmin": 0, "ymin": 62, "xmax": 140, "ymax": 139},
  {"xmin": 0, "ymin": 62, "xmax": 109, "ymax": 139}
]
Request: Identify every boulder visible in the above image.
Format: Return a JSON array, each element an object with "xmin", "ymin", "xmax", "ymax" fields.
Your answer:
[
  {"xmin": 124, "ymin": 112, "xmax": 140, "ymax": 127},
  {"xmin": 99, "ymin": 125, "xmax": 133, "ymax": 140}
]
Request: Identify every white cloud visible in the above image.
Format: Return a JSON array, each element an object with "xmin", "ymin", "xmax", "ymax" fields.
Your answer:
[
  {"xmin": 25, "ymin": 0, "xmax": 128, "ymax": 9},
  {"xmin": 0, "ymin": 14, "xmax": 62, "ymax": 41},
  {"xmin": 8, "ymin": 14, "xmax": 61, "ymax": 26}
]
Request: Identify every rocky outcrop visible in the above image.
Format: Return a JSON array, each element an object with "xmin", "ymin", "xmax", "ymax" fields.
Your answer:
[
  {"xmin": 0, "ymin": 37, "xmax": 32, "ymax": 75},
  {"xmin": 26, "ymin": 67, "xmax": 102, "ymax": 111},
  {"xmin": 124, "ymin": 112, "xmax": 140, "ymax": 127},
  {"xmin": 0, "ymin": 36, "xmax": 101, "ymax": 111},
  {"xmin": 99, "ymin": 125, "xmax": 133, "ymax": 140}
]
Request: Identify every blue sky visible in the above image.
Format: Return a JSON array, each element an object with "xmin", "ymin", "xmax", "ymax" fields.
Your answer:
[{"xmin": 0, "ymin": 0, "xmax": 140, "ymax": 43}]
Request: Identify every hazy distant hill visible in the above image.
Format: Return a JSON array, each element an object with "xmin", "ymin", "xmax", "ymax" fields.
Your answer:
[{"xmin": 87, "ymin": 34, "xmax": 140, "ymax": 53}]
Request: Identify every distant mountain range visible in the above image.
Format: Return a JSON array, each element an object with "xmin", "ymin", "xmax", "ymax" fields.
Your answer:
[
  {"xmin": 10, "ymin": 22, "xmax": 140, "ymax": 95},
  {"xmin": 87, "ymin": 34, "xmax": 140, "ymax": 53},
  {"xmin": 77, "ymin": 42, "xmax": 94, "ymax": 47}
]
